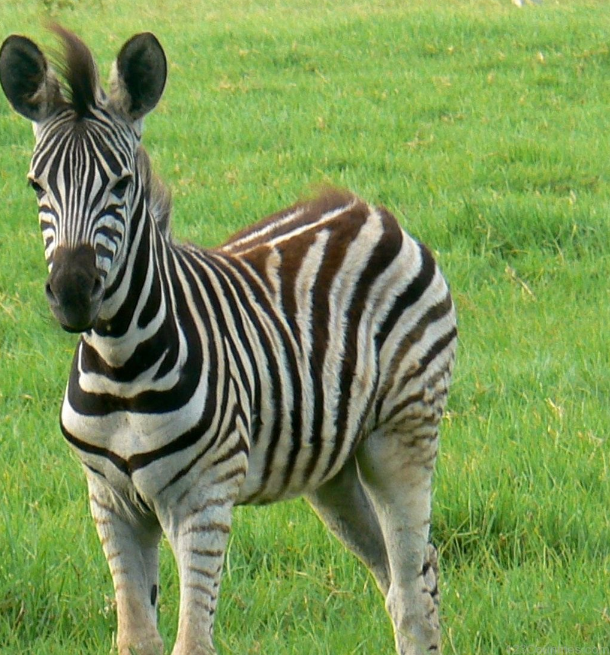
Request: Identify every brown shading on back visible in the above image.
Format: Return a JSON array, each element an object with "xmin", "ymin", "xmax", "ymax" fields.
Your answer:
[{"xmin": 220, "ymin": 188, "xmax": 362, "ymax": 254}]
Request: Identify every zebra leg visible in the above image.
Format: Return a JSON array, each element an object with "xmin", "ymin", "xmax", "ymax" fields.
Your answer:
[
  {"xmin": 422, "ymin": 541, "xmax": 440, "ymax": 618},
  {"xmin": 86, "ymin": 473, "xmax": 163, "ymax": 655},
  {"xmin": 305, "ymin": 456, "xmax": 390, "ymax": 595},
  {"xmin": 357, "ymin": 423, "xmax": 441, "ymax": 655},
  {"xmin": 158, "ymin": 482, "xmax": 240, "ymax": 655}
]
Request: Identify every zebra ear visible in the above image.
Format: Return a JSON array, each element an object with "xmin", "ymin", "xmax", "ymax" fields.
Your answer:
[
  {"xmin": 0, "ymin": 35, "xmax": 63, "ymax": 122},
  {"xmin": 109, "ymin": 33, "xmax": 166, "ymax": 122}
]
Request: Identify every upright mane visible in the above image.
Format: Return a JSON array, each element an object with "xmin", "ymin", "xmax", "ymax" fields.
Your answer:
[
  {"xmin": 137, "ymin": 146, "xmax": 173, "ymax": 238},
  {"xmin": 49, "ymin": 23, "xmax": 99, "ymax": 118}
]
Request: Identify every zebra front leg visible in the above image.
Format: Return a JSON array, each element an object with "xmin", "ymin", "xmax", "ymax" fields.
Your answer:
[
  {"xmin": 159, "ymin": 478, "xmax": 242, "ymax": 655},
  {"xmin": 86, "ymin": 472, "xmax": 163, "ymax": 655}
]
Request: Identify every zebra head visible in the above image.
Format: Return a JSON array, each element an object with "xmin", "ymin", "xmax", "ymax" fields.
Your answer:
[{"xmin": 0, "ymin": 26, "xmax": 167, "ymax": 332}]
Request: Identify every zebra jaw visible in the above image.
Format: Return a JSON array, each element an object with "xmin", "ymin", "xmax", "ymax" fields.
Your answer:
[{"xmin": 45, "ymin": 244, "xmax": 104, "ymax": 332}]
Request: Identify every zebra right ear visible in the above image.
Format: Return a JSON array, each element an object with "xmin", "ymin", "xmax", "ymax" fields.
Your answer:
[
  {"xmin": 109, "ymin": 32, "xmax": 167, "ymax": 123},
  {"xmin": 0, "ymin": 35, "xmax": 63, "ymax": 122}
]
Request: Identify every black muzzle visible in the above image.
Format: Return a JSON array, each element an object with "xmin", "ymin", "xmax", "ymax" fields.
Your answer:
[{"xmin": 45, "ymin": 244, "xmax": 104, "ymax": 333}]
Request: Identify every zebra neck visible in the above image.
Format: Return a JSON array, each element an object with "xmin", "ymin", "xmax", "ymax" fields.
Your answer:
[{"xmin": 86, "ymin": 205, "xmax": 181, "ymax": 371}]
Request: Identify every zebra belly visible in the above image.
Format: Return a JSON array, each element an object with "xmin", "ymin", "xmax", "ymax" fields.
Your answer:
[
  {"xmin": 236, "ymin": 390, "xmax": 378, "ymax": 504},
  {"xmin": 234, "ymin": 322, "xmax": 384, "ymax": 504}
]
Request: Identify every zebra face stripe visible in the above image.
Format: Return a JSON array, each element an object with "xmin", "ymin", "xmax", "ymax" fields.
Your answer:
[{"xmin": 29, "ymin": 109, "xmax": 140, "ymax": 330}]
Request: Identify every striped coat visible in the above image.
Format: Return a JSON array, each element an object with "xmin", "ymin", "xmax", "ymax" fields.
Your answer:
[{"xmin": 0, "ymin": 26, "xmax": 456, "ymax": 655}]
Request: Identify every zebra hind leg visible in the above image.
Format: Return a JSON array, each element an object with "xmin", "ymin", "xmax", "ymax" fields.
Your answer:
[
  {"xmin": 305, "ymin": 456, "xmax": 390, "ymax": 595},
  {"xmin": 423, "ymin": 541, "xmax": 440, "ymax": 618},
  {"xmin": 356, "ymin": 421, "xmax": 442, "ymax": 655}
]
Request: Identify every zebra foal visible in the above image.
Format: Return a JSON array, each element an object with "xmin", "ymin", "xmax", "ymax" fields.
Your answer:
[{"xmin": 0, "ymin": 26, "xmax": 457, "ymax": 655}]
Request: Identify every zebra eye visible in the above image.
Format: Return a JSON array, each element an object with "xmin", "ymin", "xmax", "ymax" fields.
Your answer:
[
  {"xmin": 111, "ymin": 176, "xmax": 132, "ymax": 199},
  {"xmin": 29, "ymin": 180, "xmax": 45, "ymax": 199}
]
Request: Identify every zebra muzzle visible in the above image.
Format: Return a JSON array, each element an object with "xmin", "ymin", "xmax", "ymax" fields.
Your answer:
[{"xmin": 45, "ymin": 244, "xmax": 104, "ymax": 333}]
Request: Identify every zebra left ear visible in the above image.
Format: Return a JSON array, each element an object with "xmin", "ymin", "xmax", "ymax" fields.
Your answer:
[
  {"xmin": 109, "ymin": 32, "xmax": 166, "ymax": 122},
  {"xmin": 0, "ymin": 35, "xmax": 64, "ymax": 122}
]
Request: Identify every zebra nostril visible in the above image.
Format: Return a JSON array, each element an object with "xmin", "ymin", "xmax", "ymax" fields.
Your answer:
[
  {"xmin": 91, "ymin": 276, "xmax": 104, "ymax": 301},
  {"xmin": 45, "ymin": 280, "xmax": 57, "ymax": 304}
]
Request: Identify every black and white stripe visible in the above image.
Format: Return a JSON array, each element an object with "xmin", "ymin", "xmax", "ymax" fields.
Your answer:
[{"xmin": 1, "ymin": 26, "xmax": 457, "ymax": 655}]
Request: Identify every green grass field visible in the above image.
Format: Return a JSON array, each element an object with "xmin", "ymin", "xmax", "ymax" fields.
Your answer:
[{"xmin": 1, "ymin": 0, "xmax": 609, "ymax": 653}]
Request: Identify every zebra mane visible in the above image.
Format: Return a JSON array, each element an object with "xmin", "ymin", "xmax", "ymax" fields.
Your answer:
[
  {"xmin": 49, "ymin": 23, "xmax": 99, "ymax": 119},
  {"xmin": 136, "ymin": 146, "xmax": 173, "ymax": 238}
]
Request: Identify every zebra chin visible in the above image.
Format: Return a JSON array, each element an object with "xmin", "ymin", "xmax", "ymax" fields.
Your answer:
[
  {"xmin": 50, "ymin": 305, "xmax": 102, "ymax": 333},
  {"xmin": 45, "ymin": 244, "xmax": 105, "ymax": 333}
]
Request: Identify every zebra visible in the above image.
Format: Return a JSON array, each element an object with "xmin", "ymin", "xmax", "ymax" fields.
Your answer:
[{"xmin": 0, "ymin": 26, "xmax": 457, "ymax": 655}]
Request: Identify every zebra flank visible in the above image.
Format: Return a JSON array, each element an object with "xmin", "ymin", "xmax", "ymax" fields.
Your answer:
[{"xmin": 1, "ymin": 25, "xmax": 457, "ymax": 655}]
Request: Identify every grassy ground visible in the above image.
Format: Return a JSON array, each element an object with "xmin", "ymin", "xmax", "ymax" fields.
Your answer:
[{"xmin": 1, "ymin": 0, "xmax": 609, "ymax": 653}]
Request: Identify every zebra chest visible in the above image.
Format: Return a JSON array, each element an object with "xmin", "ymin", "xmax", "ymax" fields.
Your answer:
[{"xmin": 60, "ymin": 395, "xmax": 207, "ymax": 499}]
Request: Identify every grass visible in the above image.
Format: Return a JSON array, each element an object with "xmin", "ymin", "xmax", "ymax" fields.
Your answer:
[{"xmin": 1, "ymin": 0, "xmax": 610, "ymax": 653}]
